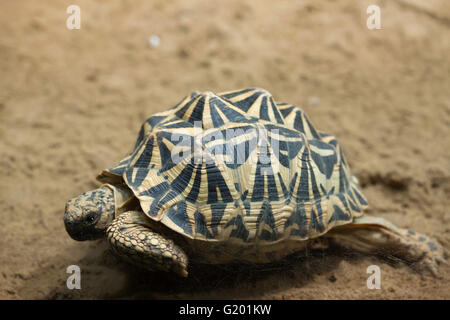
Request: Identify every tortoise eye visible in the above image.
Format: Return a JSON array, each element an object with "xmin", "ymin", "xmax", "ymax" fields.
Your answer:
[{"xmin": 85, "ymin": 212, "xmax": 96, "ymax": 224}]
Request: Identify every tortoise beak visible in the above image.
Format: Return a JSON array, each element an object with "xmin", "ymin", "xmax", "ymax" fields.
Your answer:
[
  {"xmin": 64, "ymin": 215, "xmax": 103, "ymax": 241},
  {"xmin": 64, "ymin": 218, "xmax": 87, "ymax": 241},
  {"xmin": 64, "ymin": 201, "xmax": 86, "ymax": 241}
]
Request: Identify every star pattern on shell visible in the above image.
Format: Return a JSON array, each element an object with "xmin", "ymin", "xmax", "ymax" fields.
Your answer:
[{"xmin": 97, "ymin": 88, "xmax": 368, "ymax": 243}]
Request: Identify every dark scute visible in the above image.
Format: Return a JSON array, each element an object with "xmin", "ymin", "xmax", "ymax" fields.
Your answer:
[
  {"xmin": 175, "ymin": 95, "xmax": 197, "ymax": 119},
  {"xmin": 296, "ymin": 154, "xmax": 310, "ymax": 201},
  {"xmin": 226, "ymin": 215, "xmax": 249, "ymax": 241},
  {"xmin": 309, "ymin": 140, "xmax": 338, "ymax": 179},
  {"xmin": 166, "ymin": 201, "xmax": 192, "ymax": 236},
  {"xmin": 329, "ymin": 205, "xmax": 350, "ymax": 223},
  {"xmin": 269, "ymin": 96, "xmax": 285, "ymax": 124},
  {"xmin": 125, "ymin": 167, "xmax": 149, "ymax": 189},
  {"xmin": 209, "ymin": 202, "xmax": 227, "ymax": 236},
  {"xmin": 220, "ymin": 88, "xmax": 256, "ymax": 101},
  {"xmin": 352, "ymin": 185, "xmax": 368, "ymax": 206},
  {"xmin": 224, "ymin": 91, "xmax": 259, "ymax": 112},
  {"xmin": 277, "ymin": 172, "xmax": 289, "ymax": 199},
  {"xmin": 186, "ymin": 164, "xmax": 203, "ymax": 203},
  {"xmin": 170, "ymin": 163, "xmax": 195, "ymax": 194},
  {"xmin": 288, "ymin": 172, "xmax": 298, "ymax": 196},
  {"xmin": 194, "ymin": 210, "xmax": 213, "ymax": 239},
  {"xmin": 256, "ymin": 201, "xmax": 277, "ymax": 241},
  {"xmin": 150, "ymin": 189, "xmax": 180, "ymax": 215},
  {"xmin": 133, "ymin": 136, "xmax": 154, "ymax": 169},
  {"xmin": 206, "ymin": 163, "xmax": 233, "ymax": 203},
  {"xmin": 309, "ymin": 205, "xmax": 325, "ymax": 233},
  {"xmin": 188, "ymin": 95, "xmax": 206, "ymax": 124},
  {"xmin": 259, "ymin": 96, "xmax": 270, "ymax": 121},
  {"xmin": 285, "ymin": 202, "xmax": 309, "ymax": 238},
  {"xmin": 209, "ymin": 101, "xmax": 225, "ymax": 128}
]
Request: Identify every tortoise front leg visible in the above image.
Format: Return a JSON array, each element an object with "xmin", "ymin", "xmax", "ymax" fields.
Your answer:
[
  {"xmin": 328, "ymin": 216, "xmax": 445, "ymax": 276},
  {"xmin": 106, "ymin": 211, "xmax": 189, "ymax": 277}
]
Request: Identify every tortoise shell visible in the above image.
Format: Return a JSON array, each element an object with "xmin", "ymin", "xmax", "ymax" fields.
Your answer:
[{"xmin": 97, "ymin": 88, "xmax": 368, "ymax": 244}]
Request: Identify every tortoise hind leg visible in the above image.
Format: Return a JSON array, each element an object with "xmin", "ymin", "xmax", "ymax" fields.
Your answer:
[
  {"xmin": 327, "ymin": 216, "xmax": 445, "ymax": 276},
  {"xmin": 106, "ymin": 211, "xmax": 189, "ymax": 277}
]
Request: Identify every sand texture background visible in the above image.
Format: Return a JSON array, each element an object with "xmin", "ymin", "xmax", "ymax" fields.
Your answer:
[{"xmin": 0, "ymin": 0, "xmax": 449, "ymax": 299}]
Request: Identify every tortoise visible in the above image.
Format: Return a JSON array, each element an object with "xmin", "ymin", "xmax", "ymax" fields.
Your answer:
[{"xmin": 64, "ymin": 88, "xmax": 444, "ymax": 277}]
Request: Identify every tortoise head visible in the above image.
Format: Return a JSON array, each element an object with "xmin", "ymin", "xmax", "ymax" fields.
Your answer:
[{"xmin": 64, "ymin": 187, "xmax": 116, "ymax": 241}]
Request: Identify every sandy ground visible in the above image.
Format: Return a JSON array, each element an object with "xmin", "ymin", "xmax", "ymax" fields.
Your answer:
[{"xmin": 0, "ymin": 0, "xmax": 449, "ymax": 299}]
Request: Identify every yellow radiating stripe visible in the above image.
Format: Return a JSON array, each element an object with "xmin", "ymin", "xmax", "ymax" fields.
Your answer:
[
  {"xmin": 220, "ymin": 88, "xmax": 256, "ymax": 102},
  {"xmin": 172, "ymin": 94, "xmax": 197, "ymax": 114},
  {"xmin": 183, "ymin": 95, "xmax": 202, "ymax": 122},
  {"xmin": 246, "ymin": 94, "xmax": 263, "ymax": 117},
  {"xmin": 202, "ymin": 95, "xmax": 213, "ymax": 129}
]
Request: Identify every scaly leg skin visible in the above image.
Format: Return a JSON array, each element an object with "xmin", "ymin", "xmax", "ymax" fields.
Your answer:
[
  {"xmin": 106, "ymin": 210, "xmax": 189, "ymax": 277},
  {"xmin": 328, "ymin": 216, "xmax": 445, "ymax": 276}
]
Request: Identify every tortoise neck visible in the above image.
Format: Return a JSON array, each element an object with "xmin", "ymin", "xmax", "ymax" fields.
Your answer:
[{"xmin": 101, "ymin": 183, "xmax": 135, "ymax": 218}]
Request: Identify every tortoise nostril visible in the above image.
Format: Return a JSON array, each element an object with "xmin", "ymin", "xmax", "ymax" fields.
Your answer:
[{"xmin": 64, "ymin": 213, "xmax": 72, "ymax": 224}]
